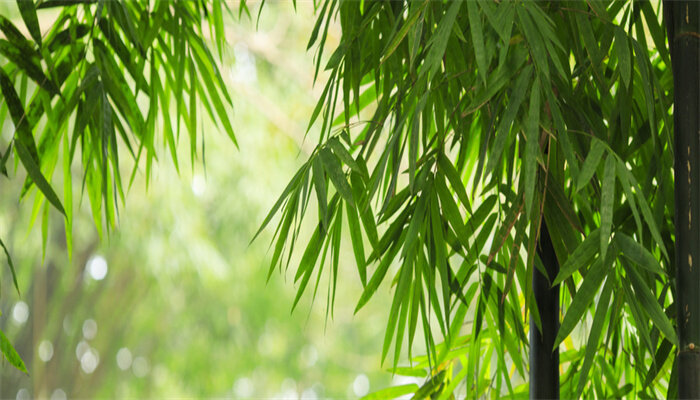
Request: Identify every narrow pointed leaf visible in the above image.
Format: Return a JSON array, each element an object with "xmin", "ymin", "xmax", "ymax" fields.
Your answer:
[
  {"xmin": 576, "ymin": 139, "xmax": 606, "ymax": 191},
  {"xmin": 17, "ymin": 0, "xmax": 42, "ymax": 46},
  {"xmin": 600, "ymin": 155, "xmax": 615, "ymax": 260},
  {"xmin": 0, "ymin": 329, "xmax": 27, "ymax": 374},
  {"xmin": 554, "ymin": 256, "xmax": 607, "ymax": 348}
]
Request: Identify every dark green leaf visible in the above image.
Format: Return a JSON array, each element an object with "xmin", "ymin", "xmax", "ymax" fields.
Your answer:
[
  {"xmin": 554, "ymin": 256, "xmax": 608, "ymax": 348},
  {"xmin": 17, "ymin": 0, "xmax": 42, "ymax": 46},
  {"xmin": 600, "ymin": 155, "xmax": 615, "ymax": 260}
]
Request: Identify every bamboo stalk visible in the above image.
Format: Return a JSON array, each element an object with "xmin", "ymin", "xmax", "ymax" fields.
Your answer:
[
  {"xmin": 668, "ymin": 1, "xmax": 700, "ymax": 397},
  {"xmin": 530, "ymin": 221, "xmax": 559, "ymax": 399}
]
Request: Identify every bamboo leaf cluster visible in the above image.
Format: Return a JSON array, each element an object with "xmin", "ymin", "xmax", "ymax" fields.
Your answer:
[
  {"xmin": 264, "ymin": 1, "xmax": 678, "ymax": 397},
  {"xmin": 0, "ymin": 0, "xmax": 241, "ymax": 374}
]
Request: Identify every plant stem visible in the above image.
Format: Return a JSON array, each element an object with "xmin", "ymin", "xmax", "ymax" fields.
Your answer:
[
  {"xmin": 670, "ymin": 1, "xmax": 700, "ymax": 397},
  {"xmin": 530, "ymin": 221, "xmax": 559, "ymax": 399}
]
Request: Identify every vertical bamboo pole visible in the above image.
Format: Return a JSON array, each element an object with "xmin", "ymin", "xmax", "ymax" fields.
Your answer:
[
  {"xmin": 530, "ymin": 221, "xmax": 559, "ymax": 399},
  {"xmin": 668, "ymin": 1, "xmax": 700, "ymax": 397}
]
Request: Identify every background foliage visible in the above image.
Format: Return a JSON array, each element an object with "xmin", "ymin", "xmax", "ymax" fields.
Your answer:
[{"xmin": 0, "ymin": 2, "xmax": 397, "ymax": 398}]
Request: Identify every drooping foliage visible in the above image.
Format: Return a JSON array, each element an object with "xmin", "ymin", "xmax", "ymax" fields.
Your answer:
[
  {"xmin": 261, "ymin": 1, "xmax": 678, "ymax": 397},
  {"xmin": 0, "ymin": 0, "xmax": 682, "ymax": 397},
  {"xmin": 0, "ymin": 0, "xmax": 241, "ymax": 372}
]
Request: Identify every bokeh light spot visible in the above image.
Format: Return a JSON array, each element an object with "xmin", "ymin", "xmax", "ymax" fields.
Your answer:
[
  {"xmin": 80, "ymin": 348, "xmax": 99, "ymax": 374},
  {"xmin": 82, "ymin": 319, "xmax": 97, "ymax": 340},
  {"xmin": 38, "ymin": 340, "xmax": 54, "ymax": 362},
  {"xmin": 12, "ymin": 301, "xmax": 28, "ymax": 325},
  {"xmin": 86, "ymin": 255, "xmax": 108, "ymax": 281},
  {"xmin": 132, "ymin": 356, "xmax": 149, "ymax": 377},
  {"xmin": 352, "ymin": 374, "xmax": 370, "ymax": 397},
  {"xmin": 50, "ymin": 389, "xmax": 67, "ymax": 400},
  {"xmin": 116, "ymin": 348, "xmax": 132, "ymax": 371}
]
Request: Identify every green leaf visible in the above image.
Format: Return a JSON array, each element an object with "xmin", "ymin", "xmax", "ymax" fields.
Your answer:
[
  {"xmin": 0, "ymin": 328, "xmax": 27, "ymax": 374},
  {"xmin": 17, "ymin": 0, "xmax": 42, "ymax": 46},
  {"xmin": 632, "ymin": 40, "xmax": 656, "ymax": 135},
  {"xmin": 600, "ymin": 154, "xmax": 615, "ymax": 260},
  {"xmin": 319, "ymin": 147, "xmax": 354, "ymax": 207},
  {"xmin": 615, "ymin": 233, "xmax": 664, "ymax": 276},
  {"xmin": 0, "ymin": 40, "xmax": 58, "ymax": 95},
  {"xmin": 554, "ymin": 255, "xmax": 608, "ymax": 348},
  {"xmin": 387, "ymin": 366, "xmax": 427, "ymax": 378},
  {"xmin": 523, "ymin": 78, "xmax": 540, "ymax": 217},
  {"xmin": 576, "ymin": 139, "xmax": 606, "ymax": 191},
  {"xmin": 576, "ymin": 274, "xmax": 613, "ymax": 397},
  {"xmin": 312, "ymin": 157, "xmax": 328, "ymax": 231},
  {"xmin": 252, "ymin": 166, "xmax": 306, "ymax": 243},
  {"xmin": 466, "ymin": 0, "xmax": 487, "ymax": 84},
  {"xmin": 0, "ymin": 15, "xmax": 36, "ymax": 55},
  {"xmin": 361, "ymin": 384, "xmax": 419, "ymax": 400},
  {"xmin": 484, "ymin": 65, "xmax": 532, "ymax": 177},
  {"xmin": 625, "ymin": 261, "xmax": 678, "ymax": 346},
  {"xmin": 615, "ymin": 159, "xmax": 643, "ymax": 240},
  {"xmin": 421, "ymin": 0, "xmax": 461, "ymax": 78},
  {"xmin": 0, "ymin": 237, "xmax": 19, "ymax": 295},
  {"xmin": 381, "ymin": 1, "xmax": 426, "ymax": 64},
  {"xmin": 328, "ymin": 137, "xmax": 360, "ymax": 173},
  {"xmin": 291, "ymin": 226, "xmax": 323, "ymax": 311},
  {"xmin": 346, "ymin": 201, "xmax": 366, "ymax": 285},
  {"xmin": 553, "ymin": 229, "xmax": 600, "ymax": 286},
  {"xmin": 438, "ymin": 155, "xmax": 471, "ymax": 214},
  {"xmin": 517, "ymin": 5, "xmax": 549, "ymax": 79},
  {"xmin": 614, "ymin": 27, "xmax": 631, "ymax": 87},
  {"xmin": 15, "ymin": 133, "xmax": 65, "ymax": 215},
  {"xmin": 355, "ymin": 239, "xmax": 402, "ymax": 314}
]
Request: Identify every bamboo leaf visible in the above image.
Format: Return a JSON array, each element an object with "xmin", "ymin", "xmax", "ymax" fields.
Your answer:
[
  {"xmin": 524, "ymin": 78, "xmax": 540, "ymax": 217},
  {"xmin": 319, "ymin": 147, "xmax": 354, "ymax": 207},
  {"xmin": 576, "ymin": 274, "xmax": 613, "ymax": 397},
  {"xmin": 600, "ymin": 155, "xmax": 615, "ymax": 260},
  {"xmin": 361, "ymin": 384, "xmax": 419, "ymax": 400},
  {"xmin": 554, "ymin": 256, "xmax": 607, "ymax": 348},
  {"xmin": 625, "ymin": 261, "xmax": 678, "ymax": 346},
  {"xmin": 438, "ymin": 155, "xmax": 471, "ymax": 214},
  {"xmin": 346, "ymin": 201, "xmax": 366, "ymax": 285},
  {"xmin": 615, "ymin": 233, "xmax": 665, "ymax": 276},
  {"xmin": 576, "ymin": 139, "xmax": 606, "ymax": 191},
  {"xmin": 0, "ymin": 237, "xmax": 19, "ymax": 295},
  {"xmin": 2, "ymin": 88, "xmax": 66, "ymax": 215},
  {"xmin": 0, "ymin": 328, "xmax": 27, "ymax": 374},
  {"xmin": 310, "ymin": 155, "xmax": 325, "ymax": 218},
  {"xmin": 614, "ymin": 27, "xmax": 631, "ymax": 88},
  {"xmin": 484, "ymin": 65, "xmax": 532, "ymax": 177},
  {"xmin": 17, "ymin": 0, "xmax": 42, "ymax": 46},
  {"xmin": 553, "ymin": 229, "xmax": 600, "ymax": 286},
  {"xmin": 421, "ymin": 0, "xmax": 461, "ymax": 78},
  {"xmin": 466, "ymin": 0, "xmax": 487, "ymax": 84},
  {"xmin": 0, "ymin": 40, "xmax": 58, "ymax": 95},
  {"xmin": 252, "ymin": 166, "xmax": 306, "ymax": 242},
  {"xmin": 355, "ymin": 240, "xmax": 402, "ymax": 314}
]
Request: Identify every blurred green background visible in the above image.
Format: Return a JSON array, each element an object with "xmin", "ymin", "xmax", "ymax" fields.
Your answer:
[{"xmin": 0, "ymin": 3, "xmax": 406, "ymax": 398}]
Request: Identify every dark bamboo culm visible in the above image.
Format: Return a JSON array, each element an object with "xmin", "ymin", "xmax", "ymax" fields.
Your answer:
[
  {"xmin": 530, "ymin": 221, "xmax": 559, "ymax": 399},
  {"xmin": 668, "ymin": 1, "xmax": 700, "ymax": 397}
]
